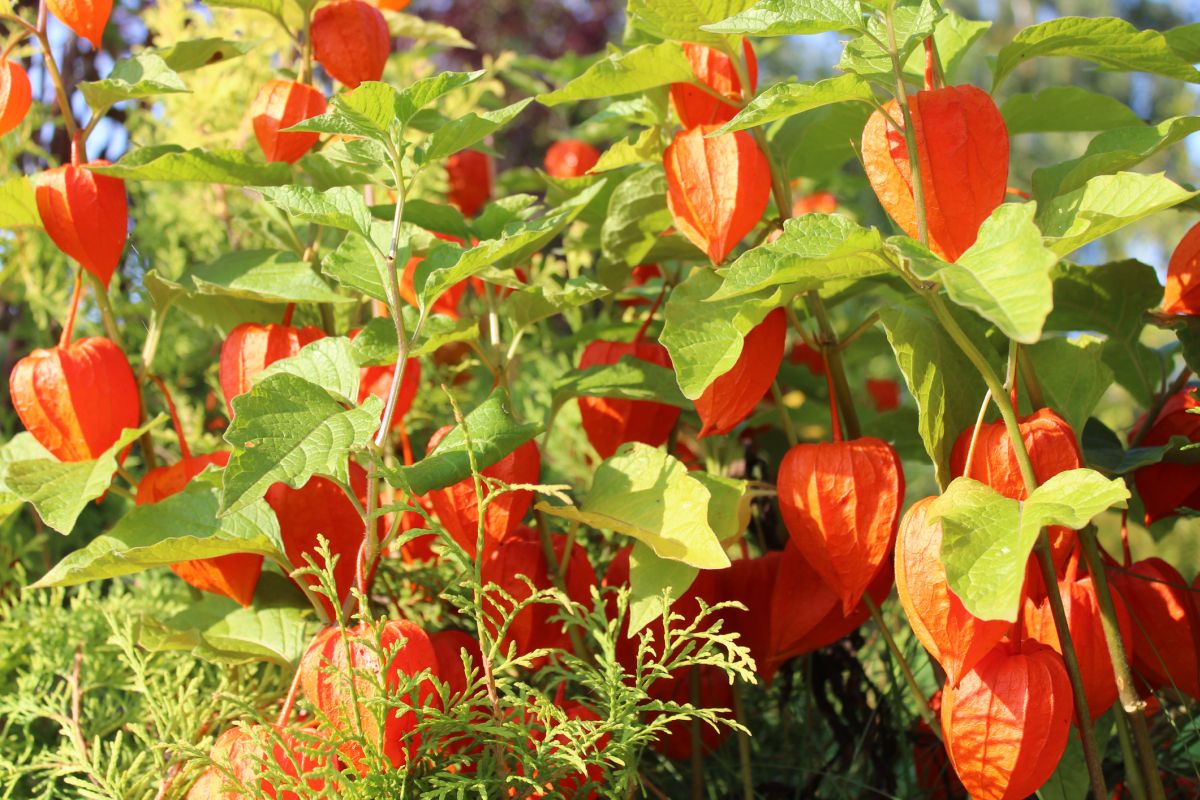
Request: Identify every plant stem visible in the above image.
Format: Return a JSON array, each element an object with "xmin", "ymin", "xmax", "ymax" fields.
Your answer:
[
  {"xmin": 923, "ymin": 290, "xmax": 1109, "ymax": 798},
  {"xmin": 34, "ymin": 1, "xmax": 77, "ymax": 140},
  {"xmin": 804, "ymin": 292, "xmax": 861, "ymax": 440},
  {"xmin": 689, "ymin": 667, "xmax": 704, "ymax": 800},
  {"xmin": 883, "ymin": 8, "xmax": 928, "ymax": 246},
  {"xmin": 1079, "ymin": 527, "xmax": 1168, "ymax": 800},
  {"xmin": 864, "ymin": 595, "xmax": 940, "ymax": 738},
  {"xmin": 769, "ymin": 382, "xmax": 798, "ymax": 447},
  {"xmin": 534, "ymin": 509, "xmax": 590, "ymax": 661}
]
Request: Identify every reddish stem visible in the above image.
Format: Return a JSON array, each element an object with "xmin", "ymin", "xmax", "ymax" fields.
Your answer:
[
  {"xmin": 59, "ymin": 270, "xmax": 83, "ymax": 348},
  {"xmin": 275, "ymin": 664, "xmax": 305, "ymax": 727},
  {"xmin": 824, "ymin": 358, "xmax": 843, "ymax": 443},
  {"xmin": 923, "ymin": 38, "xmax": 936, "ymax": 91},
  {"xmin": 70, "ymin": 130, "xmax": 82, "ymax": 166},
  {"xmin": 148, "ymin": 374, "xmax": 191, "ymax": 461},
  {"xmin": 281, "ymin": 303, "xmax": 296, "ymax": 327},
  {"xmin": 633, "ymin": 282, "xmax": 668, "ymax": 344},
  {"xmin": 1119, "ymin": 509, "xmax": 1132, "ymax": 568},
  {"xmin": 398, "ymin": 421, "xmax": 414, "ymax": 466}
]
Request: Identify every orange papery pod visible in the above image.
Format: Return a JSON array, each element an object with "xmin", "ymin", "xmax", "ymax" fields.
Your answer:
[
  {"xmin": 218, "ymin": 322, "xmax": 326, "ymax": 416},
  {"xmin": 349, "ymin": 327, "xmax": 420, "ymax": 432},
  {"xmin": 429, "ymin": 629, "xmax": 481, "ymax": 700},
  {"xmin": 300, "ymin": 620, "xmax": 439, "ymax": 771},
  {"xmin": 184, "ymin": 723, "xmax": 332, "ymax": 800},
  {"xmin": 265, "ymin": 463, "xmax": 381, "ymax": 619},
  {"xmin": 670, "ymin": 40, "xmax": 757, "ymax": 129},
  {"xmin": 9, "ymin": 337, "xmax": 140, "ymax": 462},
  {"xmin": 480, "ymin": 527, "xmax": 597, "ymax": 665},
  {"xmin": 695, "ymin": 308, "xmax": 786, "ymax": 438},
  {"xmin": 777, "ymin": 437, "xmax": 904, "ymax": 613},
  {"xmin": 714, "ymin": 551, "xmax": 781, "ymax": 675},
  {"xmin": 1022, "ymin": 574, "xmax": 1133, "ymax": 722},
  {"xmin": 544, "ymin": 139, "xmax": 600, "ymax": 178},
  {"xmin": 577, "ymin": 340, "xmax": 682, "ymax": 458},
  {"xmin": 1132, "ymin": 389, "xmax": 1200, "ymax": 524},
  {"xmin": 46, "ymin": 0, "xmax": 111, "ymax": 47},
  {"xmin": 618, "ymin": 264, "xmax": 663, "ymax": 308},
  {"xmin": 950, "ymin": 407, "xmax": 1081, "ymax": 567},
  {"xmin": 137, "ymin": 451, "xmax": 264, "ymax": 608},
  {"xmin": 663, "ymin": 126, "xmax": 770, "ymax": 264},
  {"xmin": 425, "ymin": 428, "xmax": 540, "ymax": 556},
  {"xmin": 861, "ymin": 85, "xmax": 1008, "ymax": 262},
  {"xmin": 792, "ymin": 190, "xmax": 837, "ymax": 216},
  {"xmin": 310, "ymin": 0, "xmax": 390, "ymax": 89},
  {"xmin": 1162, "ymin": 222, "xmax": 1200, "ymax": 315},
  {"xmin": 399, "ymin": 254, "xmax": 468, "ymax": 318},
  {"xmin": 372, "ymin": 0, "xmax": 410, "ymax": 8},
  {"xmin": 34, "ymin": 161, "xmax": 128, "ymax": 287},
  {"xmin": 446, "ymin": 149, "xmax": 492, "ymax": 217},
  {"xmin": 1108, "ymin": 557, "xmax": 1200, "ymax": 699},
  {"xmin": 0, "ymin": 59, "xmax": 32, "ymax": 137},
  {"xmin": 250, "ymin": 80, "xmax": 327, "ymax": 164},
  {"xmin": 895, "ymin": 497, "xmax": 1012, "ymax": 687},
  {"xmin": 942, "ymin": 640, "xmax": 1073, "ymax": 800}
]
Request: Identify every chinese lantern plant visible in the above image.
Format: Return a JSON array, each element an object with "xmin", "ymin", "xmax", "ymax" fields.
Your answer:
[{"xmin": 7, "ymin": 0, "xmax": 1200, "ymax": 796}]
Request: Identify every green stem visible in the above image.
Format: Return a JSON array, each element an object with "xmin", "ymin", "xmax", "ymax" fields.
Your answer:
[
  {"xmin": 883, "ymin": 8, "xmax": 928, "ymax": 247},
  {"xmin": 864, "ymin": 595, "xmax": 940, "ymax": 739},
  {"xmin": 534, "ymin": 510, "xmax": 590, "ymax": 661},
  {"xmin": 923, "ymin": 289, "xmax": 1109, "ymax": 799},
  {"xmin": 34, "ymin": 2, "xmax": 77, "ymax": 140},
  {"xmin": 805, "ymin": 292, "xmax": 861, "ymax": 440},
  {"xmin": 769, "ymin": 382, "xmax": 799, "ymax": 447},
  {"xmin": 732, "ymin": 681, "xmax": 754, "ymax": 800},
  {"xmin": 1079, "ymin": 527, "xmax": 1167, "ymax": 800}
]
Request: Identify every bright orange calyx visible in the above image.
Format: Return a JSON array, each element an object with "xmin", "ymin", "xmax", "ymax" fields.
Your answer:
[
  {"xmin": 311, "ymin": 0, "xmax": 391, "ymax": 89},
  {"xmin": 544, "ymin": 139, "xmax": 601, "ymax": 179},
  {"xmin": 446, "ymin": 149, "xmax": 492, "ymax": 217},
  {"xmin": 577, "ymin": 340, "xmax": 681, "ymax": 458},
  {"xmin": 10, "ymin": 336, "xmax": 140, "ymax": 462},
  {"xmin": 251, "ymin": 80, "xmax": 327, "ymax": 164},
  {"xmin": 664, "ymin": 126, "xmax": 770, "ymax": 264},
  {"xmin": 34, "ymin": 162, "xmax": 129, "ymax": 287},
  {"xmin": 218, "ymin": 322, "xmax": 326, "ymax": 417},
  {"xmin": 0, "ymin": 60, "xmax": 32, "ymax": 137},
  {"xmin": 670, "ymin": 40, "xmax": 757, "ymax": 129},
  {"xmin": 1162, "ymin": 222, "xmax": 1200, "ymax": 315},
  {"xmin": 695, "ymin": 308, "xmax": 786, "ymax": 437},
  {"xmin": 862, "ymin": 84, "xmax": 1009, "ymax": 262},
  {"xmin": 47, "ymin": 0, "xmax": 111, "ymax": 47}
]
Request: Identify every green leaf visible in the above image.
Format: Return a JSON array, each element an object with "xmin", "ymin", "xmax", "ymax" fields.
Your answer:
[
  {"xmin": 141, "ymin": 573, "xmax": 316, "ymax": 667},
  {"xmin": 399, "ymin": 198, "xmax": 473, "ymax": 242},
  {"xmin": 205, "ymin": 0, "xmax": 283, "ymax": 14},
  {"xmin": 0, "ymin": 177, "xmax": 39, "ymax": 228},
  {"xmin": 501, "ymin": 277, "xmax": 612, "ymax": 330},
  {"xmin": 1000, "ymin": 88, "xmax": 1144, "ymax": 135},
  {"xmin": 1082, "ymin": 418, "xmax": 1182, "ymax": 476},
  {"xmin": 419, "ymin": 182, "xmax": 604, "ymax": 311},
  {"xmin": 259, "ymin": 337, "xmax": 361, "ymax": 406},
  {"xmin": 838, "ymin": 0, "xmax": 943, "ymax": 84},
  {"xmin": 187, "ymin": 249, "xmax": 349, "ymax": 304},
  {"xmin": 628, "ymin": 541, "xmax": 699, "ymax": 635},
  {"xmin": 1037, "ymin": 172, "xmax": 1197, "ymax": 258},
  {"xmin": 702, "ymin": 0, "xmax": 862, "ymax": 36},
  {"xmin": 715, "ymin": 214, "xmax": 888, "ymax": 300},
  {"xmin": 150, "ymin": 37, "xmax": 256, "ymax": 72},
  {"xmin": 385, "ymin": 12, "xmax": 474, "ymax": 49},
  {"xmin": 590, "ymin": 127, "xmax": 662, "ymax": 173},
  {"xmin": 1165, "ymin": 22, "xmax": 1200, "ymax": 63},
  {"xmin": 322, "ymin": 230, "xmax": 397, "ymax": 302},
  {"xmin": 79, "ymin": 53, "xmax": 188, "ymax": 110},
  {"xmin": 383, "ymin": 391, "xmax": 540, "ymax": 497},
  {"xmin": 537, "ymin": 443, "xmax": 731, "ymax": 569},
  {"xmin": 31, "ymin": 480, "xmax": 283, "ymax": 589},
  {"xmin": 538, "ymin": 43, "xmax": 695, "ymax": 106},
  {"xmin": 7, "ymin": 419, "xmax": 164, "ymax": 534},
  {"xmin": 900, "ymin": 10, "xmax": 990, "ymax": 83},
  {"xmin": 777, "ymin": 101, "xmax": 872, "ymax": 181},
  {"xmin": 902, "ymin": 204, "xmax": 1058, "ymax": 344},
  {"xmin": 89, "ymin": 145, "xmax": 291, "ymax": 185},
  {"xmin": 600, "ymin": 166, "xmax": 675, "ymax": 268},
  {"xmin": 661, "ymin": 268, "xmax": 796, "ymax": 399},
  {"xmin": 626, "ymin": 0, "xmax": 759, "ymax": 45},
  {"xmin": 1045, "ymin": 260, "xmax": 1164, "ymax": 405},
  {"xmin": 553, "ymin": 356, "xmax": 690, "ymax": 409},
  {"xmin": 220, "ymin": 375, "xmax": 381, "ymax": 514},
  {"xmin": 258, "ymin": 185, "xmax": 375, "ymax": 238},
  {"xmin": 879, "ymin": 300, "xmax": 992, "ymax": 488},
  {"xmin": 1037, "ymin": 728, "xmax": 1094, "ymax": 800},
  {"xmin": 1026, "ymin": 336, "xmax": 1113, "ymax": 436},
  {"xmin": 286, "ymin": 82, "xmax": 401, "ymax": 140},
  {"xmin": 1033, "ymin": 117, "xmax": 1200, "ymax": 201},
  {"xmin": 993, "ymin": 16, "xmax": 1200, "ymax": 90},
  {"xmin": 396, "ymin": 71, "xmax": 485, "ymax": 126},
  {"xmin": 712, "ymin": 74, "xmax": 873, "ymax": 135},
  {"xmin": 0, "ymin": 434, "xmax": 53, "ymax": 523},
  {"xmin": 934, "ymin": 470, "xmax": 1129, "ymax": 621},
  {"xmin": 351, "ymin": 309, "xmax": 477, "ymax": 364},
  {"xmin": 422, "ymin": 98, "xmax": 534, "ymax": 162},
  {"xmin": 690, "ymin": 472, "xmax": 757, "ymax": 544}
]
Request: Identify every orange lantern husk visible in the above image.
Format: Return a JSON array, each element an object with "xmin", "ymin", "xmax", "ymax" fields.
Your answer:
[
  {"xmin": 695, "ymin": 308, "xmax": 787, "ymax": 438},
  {"xmin": 544, "ymin": 139, "xmax": 601, "ymax": 179},
  {"xmin": 862, "ymin": 85, "xmax": 1009, "ymax": 262},
  {"xmin": 777, "ymin": 436, "xmax": 904, "ymax": 613},
  {"xmin": 46, "ymin": 0, "xmax": 111, "ymax": 47},
  {"xmin": 310, "ymin": 0, "xmax": 390, "ymax": 88},
  {"xmin": 251, "ymin": 80, "xmax": 327, "ymax": 164},
  {"xmin": 1162, "ymin": 221, "xmax": 1200, "ymax": 315},
  {"xmin": 219, "ymin": 322, "xmax": 326, "ymax": 416},
  {"xmin": 670, "ymin": 40, "xmax": 757, "ymax": 129},
  {"xmin": 663, "ymin": 126, "xmax": 771, "ymax": 264},
  {"xmin": 446, "ymin": 149, "xmax": 492, "ymax": 217},
  {"xmin": 577, "ymin": 340, "xmax": 682, "ymax": 458},
  {"xmin": 1108, "ymin": 556, "xmax": 1200, "ymax": 699},
  {"xmin": 34, "ymin": 161, "xmax": 129, "ymax": 287},
  {"xmin": 0, "ymin": 59, "xmax": 32, "ymax": 137},
  {"xmin": 10, "ymin": 336, "xmax": 140, "ymax": 462}
]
